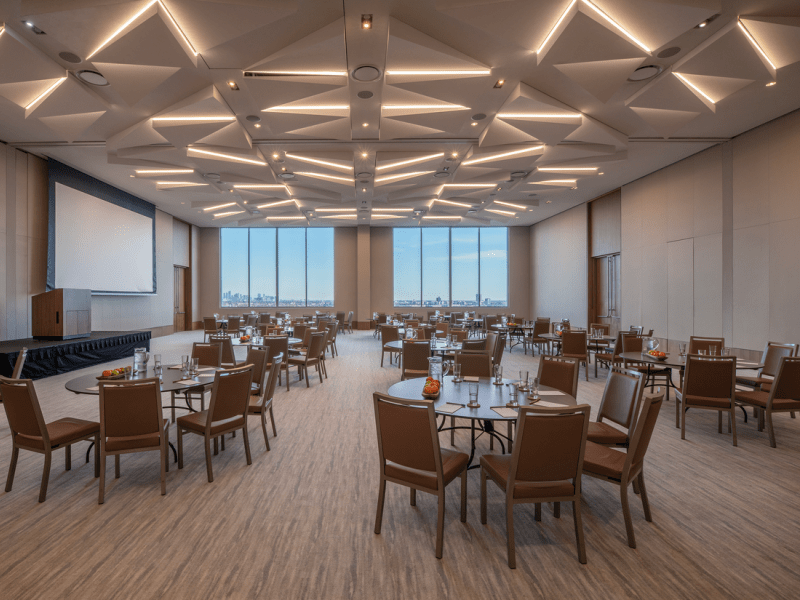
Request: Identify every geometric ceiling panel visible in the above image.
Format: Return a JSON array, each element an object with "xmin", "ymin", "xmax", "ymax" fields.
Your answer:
[
  {"xmin": 26, "ymin": 76, "xmax": 108, "ymax": 119},
  {"xmin": 740, "ymin": 16, "xmax": 800, "ymax": 70},
  {"xmin": 38, "ymin": 110, "xmax": 105, "ymax": 143},
  {"xmin": 390, "ymin": 75, "xmax": 493, "ymax": 108},
  {"xmin": 246, "ymin": 18, "xmax": 346, "ymax": 72},
  {"xmin": 90, "ymin": 11, "xmax": 196, "ymax": 69},
  {"xmin": 386, "ymin": 18, "xmax": 489, "ymax": 75},
  {"xmin": 261, "ymin": 112, "xmax": 342, "ymax": 136},
  {"xmin": 285, "ymin": 117, "xmax": 352, "ymax": 140},
  {"xmin": 554, "ymin": 57, "xmax": 647, "ymax": 103},
  {"xmin": 629, "ymin": 106, "xmax": 702, "ymax": 139},
  {"xmin": 564, "ymin": 115, "xmax": 627, "ymax": 148},
  {"xmin": 375, "ymin": 171, "xmax": 435, "ymax": 187},
  {"xmin": 154, "ymin": 85, "xmax": 233, "ymax": 119},
  {"xmin": 245, "ymin": 77, "xmax": 345, "ymax": 112},
  {"xmin": 92, "ymin": 63, "xmax": 180, "ymax": 106},
  {"xmin": 672, "ymin": 73, "xmax": 754, "ymax": 104},
  {"xmin": 479, "ymin": 117, "xmax": 539, "ymax": 147},
  {"xmin": 499, "ymin": 115, "xmax": 582, "ymax": 146},
  {"xmin": 387, "ymin": 108, "xmax": 471, "ymax": 135},
  {"xmin": 195, "ymin": 121, "xmax": 252, "ymax": 149},
  {"xmin": 540, "ymin": 142, "xmax": 619, "ymax": 163},
  {"xmin": 375, "ymin": 152, "xmax": 445, "ymax": 175},
  {"xmin": 0, "ymin": 78, "xmax": 65, "ymax": 109},
  {"xmin": 153, "ymin": 120, "xmax": 232, "ymax": 149},
  {"xmin": 380, "ymin": 119, "xmax": 444, "ymax": 140},
  {"xmin": 0, "ymin": 27, "xmax": 65, "ymax": 85},
  {"xmin": 675, "ymin": 24, "xmax": 774, "ymax": 82},
  {"xmin": 626, "ymin": 71, "xmax": 715, "ymax": 113},
  {"xmin": 107, "ymin": 120, "xmax": 170, "ymax": 153}
]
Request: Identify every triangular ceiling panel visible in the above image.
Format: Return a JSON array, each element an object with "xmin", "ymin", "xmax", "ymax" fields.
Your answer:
[
  {"xmin": 260, "ymin": 112, "xmax": 343, "ymax": 136},
  {"xmin": 26, "ymin": 76, "xmax": 108, "ymax": 119},
  {"xmin": 153, "ymin": 120, "xmax": 233, "ymax": 149},
  {"xmin": 672, "ymin": 73, "xmax": 754, "ymax": 104},
  {"xmin": 0, "ymin": 78, "xmax": 64, "ymax": 109},
  {"xmin": 195, "ymin": 121, "xmax": 253, "ymax": 149},
  {"xmin": 376, "ymin": 152, "xmax": 446, "ymax": 174},
  {"xmin": 92, "ymin": 63, "xmax": 180, "ymax": 106},
  {"xmin": 499, "ymin": 116, "xmax": 582, "ymax": 146},
  {"xmin": 740, "ymin": 16, "xmax": 800, "ymax": 70},
  {"xmin": 245, "ymin": 77, "xmax": 344, "ymax": 111},
  {"xmin": 107, "ymin": 120, "xmax": 170, "ymax": 152},
  {"xmin": 154, "ymin": 85, "xmax": 233, "ymax": 119},
  {"xmin": 380, "ymin": 119, "xmax": 444, "ymax": 140},
  {"xmin": 285, "ymin": 118, "xmax": 352, "ymax": 140},
  {"xmin": 375, "ymin": 171, "xmax": 435, "ymax": 187},
  {"xmin": 626, "ymin": 71, "xmax": 715, "ymax": 113},
  {"xmin": 389, "ymin": 76, "xmax": 492, "ymax": 107},
  {"xmin": 479, "ymin": 117, "xmax": 539, "ymax": 147},
  {"xmin": 246, "ymin": 19, "xmax": 346, "ymax": 72},
  {"xmin": 674, "ymin": 25, "xmax": 774, "ymax": 82},
  {"xmin": 554, "ymin": 57, "xmax": 646, "ymax": 103},
  {"xmin": 564, "ymin": 115, "xmax": 627, "ymax": 148},
  {"xmin": 90, "ymin": 11, "xmax": 195, "ymax": 68},
  {"xmin": 0, "ymin": 27, "xmax": 65, "ymax": 85},
  {"xmin": 388, "ymin": 109, "xmax": 471, "ymax": 135},
  {"xmin": 630, "ymin": 107, "xmax": 701, "ymax": 139},
  {"xmin": 38, "ymin": 110, "xmax": 105, "ymax": 142}
]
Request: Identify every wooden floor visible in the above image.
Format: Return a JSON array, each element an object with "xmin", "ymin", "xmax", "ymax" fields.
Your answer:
[{"xmin": 1, "ymin": 330, "xmax": 799, "ymax": 599}]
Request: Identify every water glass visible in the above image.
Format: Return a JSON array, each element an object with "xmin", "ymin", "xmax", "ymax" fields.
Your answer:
[
  {"xmin": 709, "ymin": 345, "xmax": 718, "ymax": 356},
  {"xmin": 190, "ymin": 358, "xmax": 199, "ymax": 376},
  {"xmin": 697, "ymin": 349, "xmax": 706, "ymax": 356},
  {"xmin": 453, "ymin": 363, "xmax": 462, "ymax": 383},
  {"xmin": 181, "ymin": 355, "xmax": 189, "ymax": 376},
  {"xmin": 530, "ymin": 377, "xmax": 540, "ymax": 400},
  {"xmin": 679, "ymin": 343, "xmax": 687, "ymax": 357},
  {"xmin": 468, "ymin": 382, "xmax": 479, "ymax": 407},
  {"xmin": 722, "ymin": 347, "xmax": 731, "ymax": 356},
  {"xmin": 519, "ymin": 370, "xmax": 529, "ymax": 388},
  {"xmin": 507, "ymin": 383, "xmax": 519, "ymax": 407},
  {"xmin": 494, "ymin": 364, "xmax": 503, "ymax": 384}
]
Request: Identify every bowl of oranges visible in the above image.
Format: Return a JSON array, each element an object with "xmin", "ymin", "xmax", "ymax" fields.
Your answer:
[
  {"xmin": 239, "ymin": 334, "xmax": 251, "ymax": 343},
  {"xmin": 97, "ymin": 367, "xmax": 127, "ymax": 380},
  {"xmin": 646, "ymin": 350, "xmax": 667, "ymax": 361},
  {"xmin": 422, "ymin": 377, "xmax": 441, "ymax": 399}
]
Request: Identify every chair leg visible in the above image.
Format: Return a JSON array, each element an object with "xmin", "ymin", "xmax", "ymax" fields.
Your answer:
[
  {"xmin": 160, "ymin": 437, "xmax": 167, "ymax": 496},
  {"xmin": 6, "ymin": 445, "xmax": 19, "ymax": 492},
  {"xmin": 381, "ymin": 350, "xmax": 385, "ymax": 367},
  {"xmin": 480, "ymin": 469, "xmax": 488, "ymax": 524},
  {"xmin": 374, "ymin": 478, "xmax": 386, "ymax": 534},
  {"xmin": 94, "ymin": 434, "xmax": 100, "ymax": 478},
  {"xmin": 676, "ymin": 393, "xmax": 681, "ymax": 428},
  {"xmin": 204, "ymin": 437, "xmax": 214, "ymax": 483},
  {"xmin": 766, "ymin": 408, "xmax": 776, "ymax": 448},
  {"xmin": 620, "ymin": 483, "xmax": 636, "ymax": 548},
  {"xmin": 98, "ymin": 451, "xmax": 106, "ymax": 504},
  {"xmin": 638, "ymin": 472, "xmax": 652, "ymax": 522},
  {"xmin": 269, "ymin": 406, "xmax": 277, "ymax": 437},
  {"xmin": 718, "ymin": 409, "xmax": 723, "ymax": 434},
  {"xmin": 242, "ymin": 426, "xmax": 252, "ymax": 466},
  {"xmin": 39, "ymin": 449, "xmax": 52, "ymax": 503},
  {"xmin": 506, "ymin": 501, "xmax": 516, "ymax": 569},
  {"xmin": 553, "ymin": 501, "xmax": 561, "ymax": 518},
  {"xmin": 535, "ymin": 503, "xmax": 541, "ymax": 521},
  {"xmin": 410, "ymin": 487, "xmax": 416, "ymax": 506},
  {"xmin": 65, "ymin": 445, "xmax": 71, "ymax": 471},
  {"xmin": 435, "ymin": 492, "xmax": 446, "ymax": 559},
  {"xmin": 177, "ymin": 427, "xmax": 184, "ymax": 469},
  {"xmin": 460, "ymin": 470, "xmax": 467, "ymax": 523},
  {"xmin": 573, "ymin": 499, "xmax": 587, "ymax": 564},
  {"xmin": 680, "ymin": 399, "xmax": 687, "ymax": 440},
  {"xmin": 318, "ymin": 363, "xmax": 323, "ymax": 383},
  {"xmin": 164, "ymin": 429, "xmax": 169, "ymax": 473},
  {"xmin": 115, "ymin": 454, "xmax": 121, "ymax": 479},
  {"xmin": 261, "ymin": 413, "xmax": 271, "ymax": 451},
  {"xmin": 450, "ymin": 416, "xmax": 455, "ymax": 446},
  {"xmin": 213, "ymin": 437, "xmax": 219, "ymax": 455}
]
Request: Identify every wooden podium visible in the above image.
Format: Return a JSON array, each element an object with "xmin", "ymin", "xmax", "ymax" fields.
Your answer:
[{"xmin": 32, "ymin": 289, "xmax": 92, "ymax": 340}]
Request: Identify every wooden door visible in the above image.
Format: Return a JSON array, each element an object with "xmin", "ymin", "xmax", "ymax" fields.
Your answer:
[
  {"xmin": 174, "ymin": 266, "xmax": 187, "ymax": 333},
  {"xmin": 594, "ymin": 254, "xmax": 621, "ymax": 336}
]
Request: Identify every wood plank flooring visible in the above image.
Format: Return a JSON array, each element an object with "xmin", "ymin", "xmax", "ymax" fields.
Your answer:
[{"xmin": 1, "ymin": 330, "xmax": 799, "ymax": 599}]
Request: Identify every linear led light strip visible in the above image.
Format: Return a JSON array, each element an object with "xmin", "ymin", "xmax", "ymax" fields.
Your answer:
[
  {"xmin": 494, "ymin": 200, "xmax": 527, "ymax": 210},
  {"xmin": 381, "ymin": 105, "xmax": 467, "ymax": 110},
  {"xmin": 188, "ymin": 148, "xmax": 266, "ymax": 165},
  {"xmin": 533, "ymin": 179, "xmax": 576, "ymax": 184},
  {"xmin": 152, "ymin": 116, "xmax": 235, "ymax": 121},
  {"xmin": 285, "ymin": 153, "xmax": 353, "ymax": 171},
  {"xmin": 87, "ymin": 0, "xmax": 197, "ymax": 59},
  {"xmin": 538, "ymin": 166, "xmax": 597, "ymax": 171},
  {"xmin": 135, "ymin": 169, "xmax": 193, "ymax": 174},
  {"xmin": 203, "ymin": 202, "xmax": 237, "ymax": 212},
  {"xmin": 422, "ymin": 215, "xmax": 462, "ymax": 220},
  {"xmin": 320, "ymin": 214, "xmax": 357, "ymax": 219},
  {"xmin": 580, "ymin": 0, "xmax": 650, "ymax": 53},
  {"xmin": 375, "ymin": 171, "xmax": 433, "ymax": 183},
  {"xmin": 233, "ymin": 184, "xmax": 286, "ymax": 189},
  {"xmin": 376, "ymin": 153, "xmax": 444, "ymax": 171},
  {"xmin": 497, "ymin": 113, "xmax": 580, "ymax": 119},
  {"xmin": 156, "ymin": 181, "xmax": 207, "ymax": 186},
  {"xmin": 440, "ymin": 183, "xmax": 496, "ymax": 188},
  {"xmin": 25, "ymin": 77, "xmax": 67, "ymax": 110},
  {"xmin": 485, "ymin": 208, "xmax": 516, "ymax": 216},
  {"xmin": 371, "ymin": 215, "xmax": 404, "ymax": 219},
  {"xmin": 673, "ymin": 73, "xmax": 716, "ymax": 104},
  {"xmin": 257, "ymin": 200, "xmax": 296, "ymax": 209},
  {"xmin": 214, "ymin": 210, "xmax": 244, "ymax": 217},
  {"xmin": 316, "ymin": 208, "xmax": 357, "ymax": 212},
  {"xmin": 537, "ymin": 0, "xmax": 577, "ymax": 53},
  {"xmin": 263, "ymin": 105, "xmax": 349, "ymax": 112},
  {"xmin": 296, "ymin": 172, "xmax": 355, "ymax": 183},
  {"xmin": 246, "ymin": 71, "xmax": 347, "ymax": 76},
  {"xmin": 435, "ymin": 198, "xmax": 473, "ymax": 208},
  {"xmin": 462, "ymin": 146, "xmax": 544, "ymax": 166},
  {"xmin": 736, "ymin": 20, "xmax": 777, "ymax": 70},
  {"xmin": 386, "ymin": 70, "xmax": 490, "ymax": 75},
  {"xmin": 373, "ymin": 207, "xmax": 414, "ymax": 212}
]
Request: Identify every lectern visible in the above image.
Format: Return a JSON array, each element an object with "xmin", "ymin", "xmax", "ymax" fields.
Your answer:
[{"xmin": 32, "ymin": 288, "xmax": 92, "ymax": 340}]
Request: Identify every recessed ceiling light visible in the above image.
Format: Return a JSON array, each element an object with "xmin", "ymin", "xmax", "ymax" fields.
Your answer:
[
  {"xmin": 362, "ymin": 122, "xmax": 369, "ymax": 127},
  {"xmin": 361, "ymin": 152, "xmax": 368, "ymax": 158},
  {"xmin": 23, "ymin": 21, "xmax": 45, "ymax": 34},
  {"xmin": 494, "ymin": 79, "xmax": 505, "ymax": 88},
  {"xmin": 352, "ymin": 66, "xmax": 381, "ymax": 82},
  {"xmin": 546, "ymin": 200, "xmax": 552, "ymax": 204},
  {"xmin": 227, "ymin": 81, "xmax": 239, "ymax": 90},
  {"xmin": 598, "ymin": 172, "xmax": 604, "ymax": 175},
  {"xmin": 571, "ymin": 186, "xmax": 577, "ymax": 190},
  {"xmin": 766, "ymin": 81, "xmax": 776, "ymax": 87},
  {"xmin": 451, "ymin": 152, "xmax": 458, "ymax": 157},
  {"xmin": 254, "ymin": 123, "xmax": 261, "ymax": 128},
  {"xmin": 695, "ymin": 14, "xmax": 719, "ymax": 29},
  {"xmin": 362, "ymin": 188, "xmax": 367, "ymax": 192},
  {"xmin": 76, "ymin": 70, "xmax": 108, "ymax": 86},
  {"xmin": 471, "ymin": 122, "xmax": 478, "ymax": 126},
  {"xmin": 628, "ymin": 65, "xmax": 663, "ymax": 82},
  {"xmin": 361, "ymin": 14, "xmax": 372, "ymax": 29}
]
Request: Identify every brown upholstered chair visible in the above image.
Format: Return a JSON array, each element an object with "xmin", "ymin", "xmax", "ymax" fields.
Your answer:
[
  {"xmin": 676, "ymin": 355, "xmax": 737, "ymax": 446},
  {"xmin": 209, "ymin": 333, "xmax": 237, "ymax": 367},
  {"xmin": 381, "ymin": 325, "xmax": 401, "ymax": 367},
  {"xmin": 537, "ymin": 355, "xmax": 580, "ymax": 398},
  {"xmin": 372, "ymin": 392, "xmax": 469, "ymax": 559},
  {"xmin": 347, "ymin": 311, "xmax": 354, "ymax": 333},
  {"xmin": 735, "ymin": 356, "xmax": 800, "ymax": 448},
  {"xmin": 629, "ymin": 325, "xmax": 644, "ymax": 334},
  {"xmin": 435, "ymin": 322, "xmax": 449, "ymax": 338},
  {"xmin": 417, "ymin": 326, "xmax": 434, "ymax": 340},
  {"xmin": 455, "ymin": 353, "xmax": 492, "ymax": 378},
  {"xmin": 203, "ymin": 317, "xmax": 220, "ymax": 341},
  {"xmin": 192, "ymin": 342, "xmax": 222, "ymax": 368},
  {"xmin": 1, "ymin": 376, "xmax": 99, "ymax": 502},
  {"xmin": 98, "ymin": 378, "xmax": 170, "ymax": 503},
  {"xmin": 451, "ymin": 329, "xmax": 468, "ymax": 343},
  {"xmin": 621, "ymin": 335, "xmax": 672, "ymax": 402},
  {"xmin": 11, "ymin": 348, "xmax": 27, "ymax": 379},
  {"xmin": 177, "ymin": 365, "xmax": 254, "ymax": 483},
  {"xmin": 325, "ymin": 320, "xmax": 339, "ymax": 357},
  {"xmin": 461, "ymin": 339, "xmax": 486, "ymax": 352},
  {"xmin": 590, "ymin": 323, "xmax": 610, "ymax": 336},
  {"xmin": 485, "ymin": 331, "xmax": 498, "ymax": 362},
  {"xmin": 688, "ymin": 335, "xmax": 725, "ymax": 355},
  {"xmin": 263, "ymin": 335, "xmax": 290, "ymax": 391},
  {"xmin": 401, "ymin": 340, "xmax": 431, "ymax": 381},
  {"xmin": 293, "ymin": 324, "xmax": 309, "ymax": 345},
  {"xmin": 226, "ymin": 316, "xmax": 241, "ymax": 336},
  {"xmin": 528, "ymin": 320, "xmax": 551, "ymax": 356},
  {"xmin": 287, "ymin": 332, "xmax": 326, "ymax": 388},
  {"xmin": 493, "ymin": 333, "xmax": 506, "ymax": 367},
  {"xmin": 582, "ymin": 391, "xmax": 664, "ymax": 548},
  {"xmin": 258, "ymin": 312, "xmax": 271, "ymax": 324},
  {"xmin": 588, "ymin": 367, "xmax": 645, "ymax": 448},
  {"xmin": 480, "ymin": 404, "xmax": 591, "ymax": 567},
  {"xmin": 248, "ymin": 353, "xmax": 282, "ymax": 451},
  {"xmin": 737, "ymin": 341, "xmax": 798, "ymax": 392},
  {"xmin": 405, "ymin": 319, "xmax": 419, "ymax": 329},
  {"xmin": 595, "ymin": 330, "xmax": 631, "ymax": 377},
  {"xmin": 561, "ymin": 330, "xmax": 589, "ymax": 381}
]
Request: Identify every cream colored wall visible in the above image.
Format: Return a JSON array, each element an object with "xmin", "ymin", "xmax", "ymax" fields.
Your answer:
[
  {"xmin": 530, "ymin": 204, "xmax": 588, "ymax": 328},
  {"xmin": 369, "ymin": 227, "xmax": 393, "ymax": 317}
]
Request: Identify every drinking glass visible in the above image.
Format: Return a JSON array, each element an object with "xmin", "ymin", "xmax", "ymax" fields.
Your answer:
[
  {"xmin": 530, "ymin": 377, "xmax": 540, "ymax": 400},
  {"xmin": 519, "ymin": 370, "xmax": 529, "ymax": 389},
  {"xmin": 679, "ymin": 343, "xmax": 687, "ymax": 357},
  {"xmin": 190, "ymin": 358, "xmax": 199, "ymax": 376},
  {"xmin": 507, "ymin": 383, "xmax": 519, "ymax": 407},
  {"xmin": 697, "ymin": 349, "xmax": 706, "ymax": 356},
  {"xmin": 181, "ymin": 355, "xmax": 189, "ymax": 376},
  {"xmin": 709, "ymin": 345, "xmax": 717, "ymax": 356},
  {"xmin": 494, "ymin": 364, "xmax": 503, "ymax": 384},
  {"xmin": 468, "ymin": 382, "xmax": 479, "ymax": 407},
  {"xmin": 453, "ymin": 363, "xmax": 462, "ymax": 383},
  {"xmin": 722, "ymin": 347, "xmax": 731, "ymax": 356}
]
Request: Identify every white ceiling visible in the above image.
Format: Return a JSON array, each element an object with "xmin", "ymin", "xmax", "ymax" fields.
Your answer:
[{"xmin": 1, "ymin": 0, "xmax": 799, "ymax": 228}]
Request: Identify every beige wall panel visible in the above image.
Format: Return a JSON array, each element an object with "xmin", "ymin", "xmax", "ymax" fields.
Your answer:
[
  {"xmin": 620, "ymin": 250, "xmax": 641, "ymax": 330},
  {"xmin": 640, "ymin": 168, "xmax": 668, "ymax": 246},
  {"xmin": 198, "ymin": 227, "xmax": 220, "ymax": 318},
  {"xmin": 15, "ymin": 236, "xmax": 29, "ymax": 339},
  {"xmin": 693, "ymin": 233, "xmax": 723, "ymax": 338},
  {"xmin": 27, "ymin": 154, "xmax": 48, "ymax": 241},
  {"xmin": 692, "ymin": 145, "xmax": 723, "ymax": 238},
  {"xmin": 732, "ymin": 225, "xmax": 769, "ymax": 350},
  {"xmin": 334, "ymin": 227, "xmax": 357, "ymax": 315},
  {"xmin": 639, "ymin": 243, "xmax": 667, "ymax": 337},
  {"xmin": 666, "ymin": 158, "xmax": 694, "ymax": 243},
  {"xmin": 732, "ymin": 123, "xmax": 770, "ymax": 230},
  {"xmin": 621, "ymin": 178, "xmax": 644, "ymax": 251},
  {"xmin": 768, "ymin": 111, "xmax": 800, "ymax": 224},
  {"xmin": 508, "ymin": 226, "xmax": 530, "ymax": 318},
  {"xmin": 15, "ymin": 150, "xmax": 27, "ymax": 239},
  {"xmin": 0, "ymin": 143, "xmax": 6, "ymax": 235},
  {"xmin": 768, "ymin": 218, "xmax": 800, "ymax": 344},
  {"xmin": 667, "ymin": 238, "xmax": 693, "ymax": 342},
  {"xmin": 191, "ymin": 225, "xmax": 199, "ymax": 321},
  {"xmin": 0, "ymin": 231, "xmax": 6, "ymax": 340},
  {"xmin": 369, "ymin": 227, "xmax": 393, "ymax": 316},
  {"xmin": 172, "ymin": 219, "xmax": 190, "ymax": 267},
  {"xmin": 590, "ymin": 191, "xmax": 621, "ymax": 257}
]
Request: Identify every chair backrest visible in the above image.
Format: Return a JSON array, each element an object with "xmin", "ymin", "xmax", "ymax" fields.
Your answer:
[
  {"xmin": 485, "ymin": 331, "xmax": 498, "ymax": 359},
  {"xmin": 418, "ymin": 326, "xmax": 433, "ymax": 340},
  {"xmin": 264, "ymin": 336, "xmax": 288, "ymax": 365},
  {"xmin": 306, "ymin": 332, "xmax": 326, "ymax": 362},
  {"xmin": 347, "ymin": 311, "xmax": 354, "ymax": 327},
  {"xmin": 402, "ymin": 340, "xmax": 431, "ymax": 373},
  {"xmin": 244, "ymin": 346, "xmax": 269, "ymax": 396},
  {"xmin": 537, "ymin": 355, "xmax": 580, "ymax": 398},
  {"xmin": 336, "ymin": 312, "xmax": 345, "ymax": 324},
  {"xmin": 590, "ymin": 323, "xmax": 610, "ymax": 336},
  {"xmin": 381, "ymin": 325, "xmax": 400, "ymax": 344},
  {"xmin": 621, "ymin": 334, "xmax": 645, "ymax": 354},
  {"xmin": 688, "ymin": 336, "xmax": 725, "ymax": 355},
  {"xmin": 192, "ymin": 342, "xmax": 222, "ymax": 367},
  {"xmin": 629, "ymin": 325, "xmax": 643, "ymax": 334},
  {"xmin": 99, "ymin": 378, "xmax": 162, "ymax": 446},
  {"xmin": 493, "ymin": 333, "xmax": 506, "ymax": 366},
  {"xmin": 258, "ymin": 354, "xmax": 283, "ymax": 408},
  {"xmin": 532, "ymin": 320, "xmax": 550, "ymax": 338},
  {"xmin": 203, "ymin": 317, "xmax": 218, "ymax": 333},
  {"xmin": 436, "ymin": 322, "xmax": 449, "ymax": 335},
  {"xmin": 209, "ymin": 333, "xmax": 236, "ymax": 365},
  {"xmin": 509, "ymin": 404, "xmax": 590, "ymax": 491},
  {"xmin": 373, "ymin": 393, "xmax": 442, "ymax": 490},
  {"xmin": 405, "ymin": 319, "xmax": 419, "ymax": 329},
  {"xmin": 461, "ymin": 339, "xmax": 486, "ymax": 351},
  {"xmin": 625, "ymin": 392, "xmax": 664, "ymax": 478},
  {"xmin": 208, "ymin": 365, "xmax": 254, "ymax": 426},
  {"xmin": 326, "ymin": 320, "xmax": 339, "ymax": 341},
  {"xmin": 258, "ymin": 313, "xmax": 271, "ymax": 324},
  {"xmin": 451, "ymin": 329, "xmax": 468, "ymax": 343},
  {"xmin": 611, "ymin": 330, "xmax": 634, "ymax": 358},
  {"xmin": 227, "ymin": 316, "xmax": 241, "ymax": 331},
  {"xmin": 11, "ymin": 348, "xmax": 27, "ymax": 379},
  {"xmin": 562, "ymin": 330, "xmax": 587, "ymax": 355},
  {"xmin": 246, "ymin": 314, "xmax": 258, "ymax": 327},
  {"xmin": 484, "ymin": 315, "xmax": 498, "ymax": 330},
  {"xmin": 681, "ymin": 355, "xmax": 736, "ymax": 404},
  {"xmin": 455, "ymin": 353, "xmax": 492, "ymax": 378},
  {"xmin": 761, "ymin": 342, "xmax": 799, "ymax": 377},
  {"xmin": 294, "ymin": 324, "xmax": 309, "ymax": 342},
  {"xmin": 597, "ymin": 367, "xmax": 645, "ymax": 429},
  {"xmin": 317, "ymin": 330, "xmax": 329, "ymax": 359},
  {"xmin": 0, "ymin": 376, "xmax": 48, "ymax": 446},
  {"xmin": 644, "ymin": 329, "xmax": 654, "ymax": 337},
  {"xmin": 536, "ymin": 317, "xmax": 550, "ymax": 322},
  {"xmin": 768, "ymin": 356, "xmax": 800, "ymax": 405}
]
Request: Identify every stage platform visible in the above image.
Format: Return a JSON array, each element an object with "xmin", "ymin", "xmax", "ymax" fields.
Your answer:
[{"xmin": 0, "ymin": 331, "xmax": 151, "ymax": 380}]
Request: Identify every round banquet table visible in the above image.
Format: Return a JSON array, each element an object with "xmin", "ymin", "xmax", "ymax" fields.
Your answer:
[
  {"xmin": 232, "ymin": 336, "xmax": 301, "ymax": 347},
  {"xmin": 383, "ymin": 340, "xmax": 470, "ymax": 354},
  {"xmin": 387, "ymin": 376, "xmax": 576, "ymax": 468}
]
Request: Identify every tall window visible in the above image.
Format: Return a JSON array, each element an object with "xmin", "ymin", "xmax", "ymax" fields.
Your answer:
[
  {"xmin": 220, "ymin": 228, "xmax": 334, "ymax": 307},
  {"xmin": 393, "ymin": 227, "xmax": 508, "ymax": 307}
]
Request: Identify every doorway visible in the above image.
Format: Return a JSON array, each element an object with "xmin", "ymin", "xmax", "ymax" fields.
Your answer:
[
  {"xmin": 593, "ymin": 254, "xmax": 620, "ymax": 337},
  {"xmin": 174, "ymin": 266, "xmax": 188, "ymax": 333}
]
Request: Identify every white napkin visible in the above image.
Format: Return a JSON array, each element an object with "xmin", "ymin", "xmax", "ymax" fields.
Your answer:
[
  {"xmin": 175, "ymin": 379, "xmax": 200, "ymax": 386},
  {"xmin": 538, "ymin": 390, "xmax": 564, "ymax": 396},
  {"xmin": 736, "ymin": 385, "xmax": 754, "ymax": 392},
  {"xmin": 87, "ymin": 385, "xmax": 99, "ymax": 391},
  {"xmin": 536, "ymin": 400, "xmax": 568, "ymax": 408},
  {"xmin": 438, "ymin": 403, "xmax": 464, "ymax": 414},
  {"xmin": 491, "ymin": 406, "xmax": 518, "ymax": 418},
  {"xmin": 168, "ymin": 365, "xmax": 182, "ymax": 370},
  {"xmin": 463, "ymin": 376, "xmax": 480, "ymax": 382}
]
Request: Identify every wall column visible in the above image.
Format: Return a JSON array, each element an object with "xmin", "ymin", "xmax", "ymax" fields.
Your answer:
[{"xmin": 356, "ymin": 224, "xmax": 371, "ymax": 327}]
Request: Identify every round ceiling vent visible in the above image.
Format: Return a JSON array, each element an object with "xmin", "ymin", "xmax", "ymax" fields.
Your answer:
[
  {"xmin": 204, "ymin": 173, "xmax": 221, "ymax": 181},
  {"xmin": 628, "ymin": 65, "xmax": 663, "ymax": 82},
  {"xmin": 359, "ymin": 180, "xmax": 369, "ymax": 184},
  {"xmin": 59, "ymin": 51, "xmax": 82, "ymax": 64},
  {"xmin": 434, "ymin": 172, "xmax": 450, "ymax": 178},
  {"xmin": 356, "ymin": 172, "xmax": 372, "ymax": 178},
  {"xmin": 357, "ymin": 90, "xmax": 374, "ymax": 99},
  {"xmin": 76, "ymin": 70, "xmax": 108, "ymax": 86},
  {"xmin": 471, "ymin": 113, "xmax": 487, "ymax": 121},
  {"xmin": 352, "ymin": 66, "xmax": 381, "ymax": 82},
  {"xmin": 657, "ymin": 47, "xmax": 681, "ymax": 59},
  {"xmin": 279, "ymin": 172, "xmax": 295, "ymax": 180},
  {"xmin": 245, "ymin": 114, "xmax": 261, "ymax": 123},
  {"xmin": 511, "ymin": 171, "xmax": 528, "ymax": 178}
]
